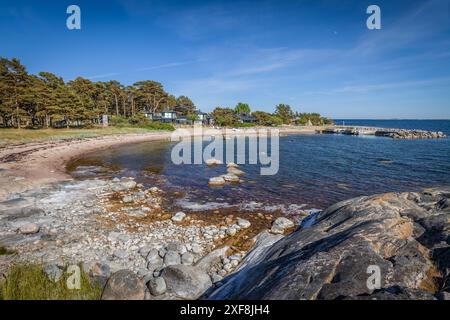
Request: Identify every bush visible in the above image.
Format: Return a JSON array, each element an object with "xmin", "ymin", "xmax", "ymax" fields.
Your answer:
[
  {"xmin": 234, "ymin": 122, "xmax": 257, "ymax": 127},
  {"xmin": 0, "ymin": 264, "xmax": 102, "ymax": 300},
  {"xmin": 110, "ymin": 115, "xmax": 131, "ymax": 126},
  {"xmin": 0, "ymin": 246, "xmax": 14, "ymax": 255},
  {"xmin": 138, "ymin": 121, "xmax": 175, "ymax": 131}
]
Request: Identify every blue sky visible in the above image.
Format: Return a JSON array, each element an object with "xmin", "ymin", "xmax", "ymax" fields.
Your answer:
[{"xmin": 1, "ymin": 0, "xmax": 450, "ymax": 118}]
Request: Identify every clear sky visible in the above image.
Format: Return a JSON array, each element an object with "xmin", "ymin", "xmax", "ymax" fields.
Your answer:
[{"xmin": 1, "ymin": 0, "xmax": 450, "ymax": 118}]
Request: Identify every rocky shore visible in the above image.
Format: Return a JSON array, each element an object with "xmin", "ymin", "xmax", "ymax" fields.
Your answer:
[
  {"xmin": 1, "ymin": 176, "xmax": 448, "ymax": 300},
  {"xmin": 204, "ymin": 187, "xmax": 450, "ymax": 300},
  {"xmin": 375, "ymin": 129, "xmax": 448, "ymax": 140},
  {"xmin": 0, "ymin": 177, "xmax": 299, "ymax": 300}
]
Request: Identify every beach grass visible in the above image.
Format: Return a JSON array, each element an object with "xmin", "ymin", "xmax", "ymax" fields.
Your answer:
[
  {"xmin": 0, "ymin": 126, "xmax": 170, "ymax": 145},
  {"xmin": 0, "ymin": 263, "xmax": 102, "ymax": 300},
  {"xmin": 0, "ymin": 246, "xmax": 15, "ymax": 255}
]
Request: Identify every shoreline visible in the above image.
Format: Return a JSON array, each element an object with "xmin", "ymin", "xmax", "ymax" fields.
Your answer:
[{"xmin": 0, "ymin": 126, "xmax": 320, "ymax": 200}]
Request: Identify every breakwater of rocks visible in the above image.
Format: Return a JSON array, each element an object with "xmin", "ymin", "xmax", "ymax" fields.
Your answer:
[{"xmin": 317, "ymin": 127, "xmax": 448, "ymax": 139}]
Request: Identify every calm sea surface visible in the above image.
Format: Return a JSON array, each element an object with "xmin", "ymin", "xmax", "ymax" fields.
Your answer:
[{"xmin": 69, "ymin": 120, "xmax": 450, "ymax": 210}]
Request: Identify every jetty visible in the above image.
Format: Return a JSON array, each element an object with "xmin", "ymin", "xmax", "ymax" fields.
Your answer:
[{"xmin": 317, "ymin": 126, "xmax": 447, "ymax": 139}]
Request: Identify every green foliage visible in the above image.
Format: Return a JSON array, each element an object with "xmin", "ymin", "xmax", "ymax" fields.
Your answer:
[
  {"xmin": 138, "ymin": 121, "xmax": 175, "ymax": 131},
  {"xmin": 212, "ymin": 107, "xmax": 238, "ymax": 127},
  {"xmin": 0, "ymin": 57, "xmax": 195, "ymax": 128},
  {"xmin": 186, "ymin": 112, "xmax": 199, "ymax": 122},
  {"xmin": 295, "ymin": 112, "xmax": 333, "ymax": 126},
  {"xmin": 233, "ymin": 122, "xmax": 256, "ymax": 127},
  {"xmin": 109, "ymin": 114, "xmax": 174, "ymax": 131},
  {"xmin": 0, "ymin": 246, "xmax": 14, "ymax": 255},
  {"xmin": 0, "ymin": 264, "xmax": 102, "ymax": 300},
  {"xmin": 234, "ymin": 102, "xmax": 251, "ymax": 114},
  {"xmin": 252, "ymin": 111, "xmax": 283, "ymax": 126},
  {"xmin": 274, "ymin": 104, "xmax": 294, "ymax": 124}
]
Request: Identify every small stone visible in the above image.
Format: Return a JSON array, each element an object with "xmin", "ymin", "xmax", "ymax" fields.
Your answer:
[
  {"xmin": 19, "ymin": 223, "xmax": 40, "ymax": 235},
  {"xmin": 43, "ymin": 264, "xmax": 63, "ymax": 282},
  {"xmin": 227, "ymin": 162, "xmax": 239, "ymax": 168},
  {"xmin": 139, "ymin": 247, "xmax": 151, "ymax": 258},
  {"xmin": 181, "ymin": 252, "xmax": 194, "ymax": 265},
  {"xmin": 223, "ymin": 263, "xmax": 233, "ymax": 272},
  {"xmin": 146, "ymin": 249, "xmax": 161, "ymax": 264},
  {"xmin": 227, "ymin": 167, "xmax": 245, "ymax": 176},
  {"xmin": 226, "ymin": 227, "xmax": 237, "ymax": 236},
  {"xmin": 171, "ymin": 212, "xmax": 186, "ymax": 222},
  {"xmin": 205, "ymin": 158, "xmax": 223, "ymax": 166},
  {"xmin": 113, "ymin": 249, "xmax": 128, "ymax": 259},
  {"xmin": 271, "ymin": 217, "xmax": 294, "ymax": 234},
  {"xmin": 158, "ymin": 248, "xmax": 167, "ymax": 258},
  {"xmin": 208, "ymin": 176, "xmax": 226, "ymax": 186},
  {"xmin": 191, "ymin": 243, "xmax": 202, "ymax": 254},
  {"xmin": 218, "ymin": 269, "xmax": 227, "ymax": 276},
  {"xmin": 211, "ymin": 273, "xmax": 223, "ymax": 283},
  {"xmin": 148, "ymin": 277, "xmax": 167, "ymax": 296},
  {"xmin": 164, "ymin": 250, "xmax": 181, "ymax": 266},
  {"xmin": 222, "ymin": 174, "xmax": 240, "ymax": 183},
  {"xmin": 237, "ymin": 218, "xmax": 251, "ymax": 229}
]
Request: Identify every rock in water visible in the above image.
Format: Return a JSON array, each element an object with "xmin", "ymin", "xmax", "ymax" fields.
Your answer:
[
  {"xmin": 162, "ymin": 265, "xmax": 212, "ymax": 299},
  {"xmin": 208, "ymin": 177, "xmax": 225, "ymax": 186},
  {"xmin": 19, "ymin": 223, "xmax": 40, "ymax": 234},
  {"xmin": 204, "ymin": 188, "xmax": 450, "ymax": 300},
  {"xmin": 222, "ymin": 174, "xmax": 240, "ymax": 183},
  {"xmin": 227, "ymin": 167, "xmax": 245, "ymax": 176},
  {"xmin": 102, "ymin": 270, "xmax": 145, "ymax": 300},
  {"xmin": 205, "ymin": 158, "xmax": 223, "ymax": 166}
]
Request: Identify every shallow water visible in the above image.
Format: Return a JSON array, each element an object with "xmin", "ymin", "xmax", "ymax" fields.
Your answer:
[{"xmin": 68, "ymin": 120, "xmax": 450, "ymax": 210}]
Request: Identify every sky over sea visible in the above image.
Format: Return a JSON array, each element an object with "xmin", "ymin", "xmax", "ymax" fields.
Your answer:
[{"xmin": 1, "ymin": 0, "xmax": 450, "ymax": 118}]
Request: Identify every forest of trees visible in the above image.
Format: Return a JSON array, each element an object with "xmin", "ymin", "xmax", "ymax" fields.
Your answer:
[
  {"xmin": 0, "ymin": 57, "xmax": 332, "ymax": 130},
  {"xmin": 0, "ymin": 57, "xmax": 196, "ymax": 128},
  {"xmin": 212, "ymin": 103, "xmax": 333, "ymax": 127}
]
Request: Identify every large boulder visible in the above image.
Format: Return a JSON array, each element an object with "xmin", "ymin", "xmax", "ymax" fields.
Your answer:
[
  {"xmin": 101, "ymin": 270, "xmax": 145, "ymax": 300},
  {"xmin": 162, "ymin": 265, "xmax": 212, "ymax": 299},
  {"xmin": 204, "ymin": 187, "xmax": 450, "ymax": 300}
]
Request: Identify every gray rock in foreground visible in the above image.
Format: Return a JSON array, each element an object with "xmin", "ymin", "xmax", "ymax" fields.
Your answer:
[
  {"xmin": 162, "ymin": 264, "xmax": 212, "ymax": 299},
  {"xmin": 102, "ymin": 270, "xmax": 145, "ymax": 300},
  {"xmin": 204, "ymin": 187, "xmax": 450, "ymax": 300}
]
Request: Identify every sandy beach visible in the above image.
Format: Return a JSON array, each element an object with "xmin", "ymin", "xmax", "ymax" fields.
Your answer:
[{"xmin": 0, "ymin": 126, "xmax": 320, "ymax": 199}]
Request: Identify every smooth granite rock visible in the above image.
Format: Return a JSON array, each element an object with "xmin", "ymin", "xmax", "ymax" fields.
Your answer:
[{"xmin": 204, "ymin": 187, "xmax": 450, "ymax": 300}]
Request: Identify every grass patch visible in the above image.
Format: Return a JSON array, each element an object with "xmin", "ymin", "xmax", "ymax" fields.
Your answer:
[
  {"xmin": 0, "ymin": 246, "xmax": 15, "ymax": 255},
  {"xmin": 0, "ymin": 264, "xmax": 102, "ymax": 300},
  {"xmin": 0, "ymin": 125, "xmax": 173, "ymax": 145}
]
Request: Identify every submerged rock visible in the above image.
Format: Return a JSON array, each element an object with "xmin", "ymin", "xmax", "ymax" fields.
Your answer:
[{"xmin": 204, "ymin": 187, "xmax": 450, "ymax": 300}]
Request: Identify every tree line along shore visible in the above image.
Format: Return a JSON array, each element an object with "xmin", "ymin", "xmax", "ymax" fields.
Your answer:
[{"xmin": 0, "ymin": 57, "xmax": 332, "ymax": 131}]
